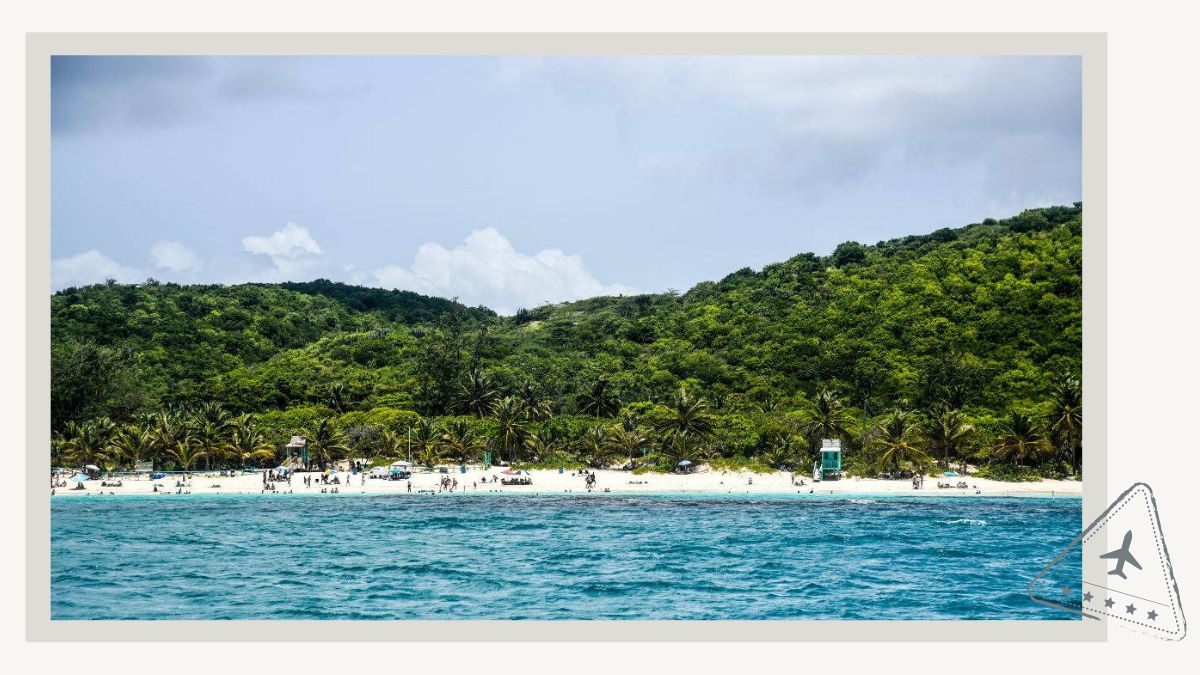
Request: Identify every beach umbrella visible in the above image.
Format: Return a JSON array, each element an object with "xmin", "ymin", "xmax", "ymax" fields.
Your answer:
[
  {"xmin": 500, "ymin": 468, "xmax": 516, "ymax": 475},
  {"xmin": 69, "ymin": 474, "xmax": 88, "ymax": 482},
  {"xmin": 677, "ymin": 460, "xmax": 693, "ymax": 467},
  {"xmin": 943, "ymin": 471, "xmax": 959, "ymax": 477},
  {"xmin": 84, "ymin": 464, "xmax": 101, "ymax": 471}
]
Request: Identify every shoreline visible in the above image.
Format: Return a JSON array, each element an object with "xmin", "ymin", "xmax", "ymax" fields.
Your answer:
[{"xmin": 51, "ymin": 467, "xmax": 1081, "ymax": 499}]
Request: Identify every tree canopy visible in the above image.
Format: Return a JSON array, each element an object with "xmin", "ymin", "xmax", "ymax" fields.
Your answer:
[{"xmin": 51, "ymin": 204, "xmax": 1083, "ymax": 478}]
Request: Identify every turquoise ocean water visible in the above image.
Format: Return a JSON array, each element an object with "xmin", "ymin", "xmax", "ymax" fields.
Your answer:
[{"xmin": 51, "ymin": 492, "xmax": 1081, "ymax": 620}]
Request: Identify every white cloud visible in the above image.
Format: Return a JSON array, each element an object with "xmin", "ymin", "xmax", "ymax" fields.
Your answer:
[
  {"xmin": 371, "ymin": 228, "xmax": 639, "ymax": 315},
  {"xmin": 149, "ymin": 240, "xmax": 200, "ymax": 272},
  {"xmin": 52, "ymin": 250, "xmax": 144, "ymax": 290},
  {"xmin": 241, "ymin": 222, "xmax": 323, "ymax": 258},
  {"xmin": 240, "ymin": 222, "xmax": 324, "ymax": 281}
]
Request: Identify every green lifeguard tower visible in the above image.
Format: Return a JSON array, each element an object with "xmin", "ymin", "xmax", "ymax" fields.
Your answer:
[{"xmin": 814, "ymin": 438, "xmax": 842, "ymax": 481}]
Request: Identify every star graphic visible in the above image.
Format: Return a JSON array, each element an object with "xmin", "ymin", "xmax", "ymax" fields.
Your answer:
[
  {"xmin": 1061, "ymin": 586, "xmax": 1072, "ymax": 595},
  {"xmin": 1083, "ymin": 591, "xmax": 1094, "ymax": 603},
  {"xmin": 1104, "ymin": 597, "xmax": 1115, "ymax": 608},
  {"xmin": 1147, "ymin": 610, "xmax": 1158, "ymax": 621},
  {"xmin": 1126, "ymin": 603, "xmax": 1137, "ymax": 615}
]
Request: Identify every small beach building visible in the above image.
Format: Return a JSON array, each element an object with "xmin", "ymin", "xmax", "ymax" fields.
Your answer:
[
  {"xmin": 285, "ymin": 435, "xmax": 309, "ymax": 467},
  {"xmin": 816, "ymin": 439, "xmax": 842, "ymax": 481}
]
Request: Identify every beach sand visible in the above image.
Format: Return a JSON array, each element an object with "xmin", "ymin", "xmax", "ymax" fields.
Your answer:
[{"xmin": 52, "ymin": 466, "xmax": 1081, "ymax": 497}]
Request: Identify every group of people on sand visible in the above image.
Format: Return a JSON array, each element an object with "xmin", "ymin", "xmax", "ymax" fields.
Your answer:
[{"xmin": 151, "ymin": 484, "xmax": 190, "ymax": 494}]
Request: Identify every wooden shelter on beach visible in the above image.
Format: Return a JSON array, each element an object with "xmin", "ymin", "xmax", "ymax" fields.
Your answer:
[{"xmin": 284, "ymin": 435, "xmax": 309, "ymax": 467}]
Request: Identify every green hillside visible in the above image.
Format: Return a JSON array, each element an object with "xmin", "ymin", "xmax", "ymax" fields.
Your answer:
[{"xmin": 51, "ymin": 204, "xmax": 1083, "ymax": 479}]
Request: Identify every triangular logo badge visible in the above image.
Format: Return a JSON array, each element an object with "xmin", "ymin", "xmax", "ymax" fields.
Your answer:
[{"xmin": 1029, "ymin": 483, "xmax": 1186, "ymax": 639}]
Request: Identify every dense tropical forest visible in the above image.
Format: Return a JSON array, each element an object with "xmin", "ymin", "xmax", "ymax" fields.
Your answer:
[{"xmin": 51, "ymin": 204, "xmax": 1083, "ymax": 480}]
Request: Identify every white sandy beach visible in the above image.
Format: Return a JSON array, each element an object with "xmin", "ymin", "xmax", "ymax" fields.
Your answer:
[{"xmin": 52, "ymin": 465, "xmax": 1081, "ymax": 498}]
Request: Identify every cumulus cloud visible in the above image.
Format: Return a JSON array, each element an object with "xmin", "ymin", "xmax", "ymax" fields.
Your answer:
[
  {"xmin": 371, "ymin": 228, "xmax": 639, "ymax": 315},
  {"xmin": 149, "ymin": 240, "xmax": 200, "ymax": 272},
  {"xmin": 52, "ymin": 250, "xmax": 144, "ymax": 290},
  {"xmin": 242, "ymin": 222, "xmax": 323, "ymax": 258},
  {"xmin": 240, "ymin": 222, "xmax": 324, "ymax": 281}
]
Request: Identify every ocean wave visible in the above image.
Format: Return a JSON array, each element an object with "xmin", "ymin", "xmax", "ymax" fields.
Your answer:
[{"xmin": 940, "ymin": 518, "xmax": 988, "ymax": 526}]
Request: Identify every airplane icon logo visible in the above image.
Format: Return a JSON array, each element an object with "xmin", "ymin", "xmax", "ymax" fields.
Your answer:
[
  {"xmin": 1028, "ymin": 483, "xmax": 1186, "ymax": 639},
  {"xmin": 1100, "ymin": 529, "xmax": 1142, "ymax": 580}
]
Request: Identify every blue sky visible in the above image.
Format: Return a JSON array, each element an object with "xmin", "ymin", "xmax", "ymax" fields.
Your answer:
[{"xmin": 51, "ymin": 55, "xmax": 1081, "ymax": 314}]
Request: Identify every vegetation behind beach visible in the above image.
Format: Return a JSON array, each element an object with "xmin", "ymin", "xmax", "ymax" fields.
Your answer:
[{"xmin": 51, "ymin": 204, "xmax": 1083, "ymax": 479}]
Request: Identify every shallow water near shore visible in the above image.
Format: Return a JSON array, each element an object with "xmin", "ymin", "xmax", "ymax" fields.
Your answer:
[{"xmin": 52, "ymin": 492, "xmax": 1081, "ymax": 620}]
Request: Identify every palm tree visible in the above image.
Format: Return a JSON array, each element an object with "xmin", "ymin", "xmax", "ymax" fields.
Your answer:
[
  {"xmin": 609, "ymin": 425, "xmax": 648, "ymax": 469},
  {"xmin": 762, "ymin": 433, "xmax": 805, "ymax": 470},
  {"xmin": 522, "ymin": 430, "xmax": 561, "ymax": 463},
  {"xmin": 797, "ymin": 389, "xmax": 855, "ymax": 449},
  {"xmin": 577, "ymin": 377, "xmax": 620, "ymax": 418},
  {"xmin": 111, "ymin": 423, "xmax": 156, "ymax": 470},
  {"xmin": 410, "ymin": 418, "xmax": 440, "ymax": 464},
  {"xmin": 417, "ymin": 443, "xmax": 446, "ymax": 469},
  {"xmin": 455, "ymin": 368, "xmax": 499, "ymax": 418},
  {"xmin": 327, "ymin": 383, "xmax": 349, "ymax": 414},
  {"xmin": 59, "ymin": 419, "xmax": 116, "ymax": 469},
  {"xmin": 229, "ymin": 414, "xmax": 277, "ymax": 468},
  {"xmin": 1048, "ymin": 374, "xmax": 1083, "ymax": 475},
  {"xmin": 439, "ymin": 419, "xmax": 481, "ymax": 465},
  {"xmin": 150, "ymin": 409, "xmax": 188, "ymax": 470},
  {"xmin": 517, "ymin": 381, "xmax": 554, "ymax": 421},
  {"xmin": 164, "ymin": 437, "xmax": 206, "ymax": 470},
  {"xmin": 922, "ymin": 404, "xmax": 974, "ymax": 469},
  {"xmin": 379, "ymin": 428, "xmax": 406, "ymax": 461},
  {"xmin": 661, "ymin": 433, "xmax": 698, "ymax": 468},
  {"xmin": 304, "ymin": 418, "xmax": 347, "ymax": 470},
  {"xmin": 658, "ymin": 386, "xmax": 714, "ymax": 444},
  {"xmin": 191, "ymin": 403, "xmax": 232, "ymax": 470},
  {"xmin": 492, "ymin": 397, "xmax": 527, "ymax": 462},
  {"xmin": 993, "ymin": 411, "xmax": 1051, "ymax": 467},
  {"xmin": 871, "ymin": 408, "xmax": 932, "ymax": 475},
  {"xmin": 51, "ymin": 422, "xmax": 80, "ymax": 467},
  {"xmin": 582, "ymin": 427, "xmax": 616, "ymax": 468}
]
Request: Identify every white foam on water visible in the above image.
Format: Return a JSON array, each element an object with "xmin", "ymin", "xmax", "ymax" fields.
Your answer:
[{"xmin": 941, "ymin": 518, "xmax": 988, "ymax": 526}]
